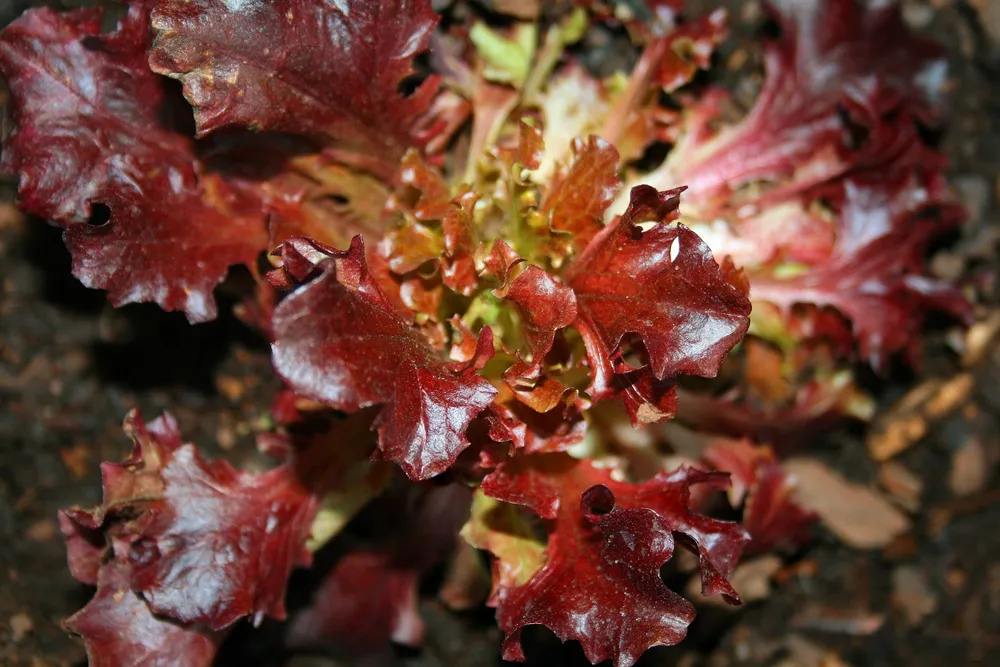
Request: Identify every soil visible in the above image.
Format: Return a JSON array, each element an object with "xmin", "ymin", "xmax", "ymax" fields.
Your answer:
[{"xmin": 1, "ymin": 1, "xmax": 999, "ymax": 667}]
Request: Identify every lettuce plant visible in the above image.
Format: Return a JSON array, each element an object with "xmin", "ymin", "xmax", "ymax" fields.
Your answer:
[{"xmin": 0, "ymin": 0, "xmax": 964, "ymax": 665}]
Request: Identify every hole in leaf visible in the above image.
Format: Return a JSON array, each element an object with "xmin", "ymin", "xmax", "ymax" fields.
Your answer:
[
  {"xmin": 398, "ymin": 73, "xmax": 426, "ymax": 97},
  {"xmin": 916, "ymin": 121, "xmax": 946, "ymax": 148},
  {"xmin": 581, "ymin": 484, "xmax": 616, "ymax": 517},
  {"xmin": 836, "ymin": 104, "xmax": 870, "ymax": 151},
  {"xmin": 86, "ymin": 203, "xmax": 112, "ymax": 227},
  {"xmin": 323, "ymin": 193, "xmax": 350, "ymax": 209},
  {"xmin": 398, "ymin": 52, "xmax": 432, "ymax": 97}
]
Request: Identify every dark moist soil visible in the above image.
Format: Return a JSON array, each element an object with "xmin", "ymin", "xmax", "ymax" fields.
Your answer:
[{"xmin": 2, "ymin": 1, "xmax": 1000, "ymax": 667}]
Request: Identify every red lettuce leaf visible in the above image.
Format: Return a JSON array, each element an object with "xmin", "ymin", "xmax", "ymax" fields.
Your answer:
[
  {"xmin": 680, "ymin": 200, "xmax": 838, "ymax": 270},
  {"xmin": 0, "ymin": 4, "xmax": 267, "ymax": 322},
  {"xmin": 464, "ymin": 78, "xmax": 520, "ymax": 181},
  {"xmin": 440, "ymin": 188, "xmax": 481, "ymax": 296},
  {"xmin": 702, "ymin": 439, "xmax": 816, "ymax": 554},
  {"xmin": 262, "ymin": 152, "xmax": 394, "ymax": 252},
  {"xmin": 749, "ymin": 178, "xmax": 970, "ymax": 367},
  {"xmin": 288, "ymin": 550, "xmax": 424, "ymax": 651},
  {"xmin": 395, "ymin": 149, "xmax": 452, "ymax": 222},
  {"xmin": 665, "ymin": 0, "xmax": 948, "ymax": 208},
  {"xmin": 541, "ymin": 136, "xmax": 622, "ymax": 254},
  {"xmin": 271, "ymin": 235, "xmax": 498, "ymax": 480},
  {"xmin": 58, "ymin": 410, "xmax": 183, "ymax": 586},
  {"xmin": 601, "ymin": 9, "xmax": 728, "ymax": 162},
  {"xmin": 497, "ymin": 260, "xmax": 579, "ymax": 413},
  {"xmin": 65, "ymin": 542, "xmax": 219, "ymax": 667},
  {"xmin": 149, "ymin": 0, "xmax": 439, "ymax": 178},
  {"xmin": 614, "ymin": 367, "xmax": 680, "ymax": 426},
  {"xmin": 128, "ymin": 444, "xmax": 318, "ymax": 629},
  {"xmin": 566, "ymin": 185, "xmax": 751, "ymax": 414},
  {"xmin": 480, "ymin": 453, "xmax": 748, "ymax": 667},
  {"xmin": 60, "ymin": 410, "xmax": 320, "ymax": 636},
  {"xmin": 60, "ymin": 509, "xmax": 105, "ymax": 587},
  {"xmin": 368, "ymin": 235, "xmax": 448, "ymax": 324},
  {"xmin": 411, "ymin": 87, "xmax": 472, "ymax": 156},
  {"xmin": 675, "ymin": 381, "xmax": 859, "ymax": 447},
  {"xmin": 287, "ymin": 482, "xmax": 470, "ymax": 654},
  {"xmin": 384, "ymin": 219, "xmax": 444, "ymax": 275},
  {"xmin": 484, "ymin": 393, "xmax": 589, "ymax": 461}
]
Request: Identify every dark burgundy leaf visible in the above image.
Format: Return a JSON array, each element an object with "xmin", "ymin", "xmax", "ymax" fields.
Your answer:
[
  {"xmin": 0, "ymin": 5, "xmax": 267, "ymax": 322},
  {"xmin": 662, "ymin": 0, "xmax": 948, "ymax": 207},
  {"xmin": 128, "ymin": 445, "xmax": 317, "ymax": 629},
  {"xmin": 484, "ymin": 394, "xmax": 589, "ymax": 460},
  {"xmin": 65, "ymin": 542, "xmax": 219, "ymax": 667},
  {"xmin": 59, "ymin": 508, "xmax": 104, "ymax": 586},
  {"xmin": 675, "ymin": 382, "xmax": 857, "ymax": 447},
  {"xmin": 60, "ymin": 410, "xmax": 319, "ymax": 635},
  {"xmin": 271, "ymin": 235, "xmax": 498, "ymax": 480},
  {"xmin": 702, "ymin": 439, "xmax": 816, "ymax": 553},
  {"xmin": 149, "ymin": 0, "xmax": 439, "ymax": 178},
  {"xmin": 480, "ymin": 454, "xmax": 748, "ymax": 667},
  {"xmin": 288, "ymin": 550, "xmax": 424, "ymax": 651},
  {"xmin": 287, "ymin": 482, "xmax": 471, "ymax": 653},
  {"xmin": 566, "ymin": 185, "xmax": 751, "ymax": 402},
  {"xmin": 63, "ymin": 170, "xmax": 267, "ymax": 323},
  {"xmin": 749, "ymin": 178, "xmax": 971, "ymax": 367},
  {"xmin": 742, "ymin": 457, "xmax": 816, "ymax": 553}
]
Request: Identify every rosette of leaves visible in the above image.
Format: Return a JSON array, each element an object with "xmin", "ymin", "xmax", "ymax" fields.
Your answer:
[{"xmin": 0, "ymin": 0, "xmax": 964, "ymax": 665}]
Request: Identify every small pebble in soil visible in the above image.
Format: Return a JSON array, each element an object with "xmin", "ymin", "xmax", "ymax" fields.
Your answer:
[
  {"xmin": 8, "ymin": 612, "xmax": 33, "ymax": 643},
  {"xmin": 24, "ymin": 519, "xmax": 56, "ymax": 543}
]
